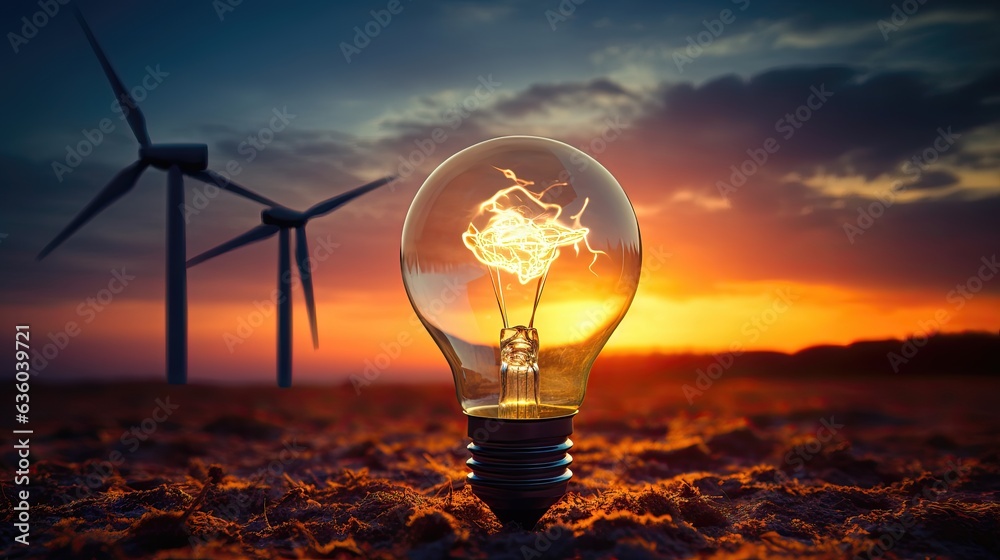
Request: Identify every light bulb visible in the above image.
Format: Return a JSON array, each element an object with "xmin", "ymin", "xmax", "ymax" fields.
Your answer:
[{"xmin": 400, "ymin": 136, "xmax": 641, "ymax": 527}]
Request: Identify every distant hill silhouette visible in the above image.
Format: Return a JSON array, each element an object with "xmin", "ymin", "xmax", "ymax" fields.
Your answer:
[{"xmin": 592, "ymin": 331, "xmax": 999, "ymax": 380}]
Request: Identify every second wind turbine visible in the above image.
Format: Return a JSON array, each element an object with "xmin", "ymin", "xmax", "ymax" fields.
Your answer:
[{"xmin": 187, "ymin": 177, "xmax": 395, "ymax": 387}]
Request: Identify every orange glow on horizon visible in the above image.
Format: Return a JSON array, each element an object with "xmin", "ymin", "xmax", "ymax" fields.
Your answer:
[
  {"xmin": 13, "ymin": 169, "xmax": 997, "ymax": 382},
  {"xmin": 12, "ymin": 275, "xmax": 997, "ymax": 383}
]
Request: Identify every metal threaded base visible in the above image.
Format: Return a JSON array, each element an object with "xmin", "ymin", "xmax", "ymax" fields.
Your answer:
[{"xmin": 466, "ymin": 413, "xmax": 574, "ymax": 529}]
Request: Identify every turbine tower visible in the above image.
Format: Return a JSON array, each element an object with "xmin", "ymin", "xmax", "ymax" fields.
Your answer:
[
  {"xmin": 187, "ymin": 176, "xmax": 395, "ymax": 387},
  {"xmin": 37, "ymin": 7, "xmax": 278, "ymax": 384}
]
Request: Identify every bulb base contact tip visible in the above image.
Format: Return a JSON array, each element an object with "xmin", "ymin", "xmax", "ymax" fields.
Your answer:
[{"xmin": 465, "ymin": 413, "xmax": 575, "ymax": 529}]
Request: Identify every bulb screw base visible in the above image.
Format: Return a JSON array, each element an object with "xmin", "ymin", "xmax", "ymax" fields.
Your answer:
[{"xmin": 465, "ymin": 413, "xmax": 574, "ymax": 529}]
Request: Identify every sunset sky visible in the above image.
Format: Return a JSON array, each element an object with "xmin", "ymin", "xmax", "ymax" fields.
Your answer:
[{"xmin": 0, "ymin": 0, "xmax": 997, "ymax": 384}]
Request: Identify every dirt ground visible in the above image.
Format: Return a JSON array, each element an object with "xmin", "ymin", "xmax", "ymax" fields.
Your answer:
[{"xmin": 2, "ymin": 373, "xmax": 999, "ymax": 559}]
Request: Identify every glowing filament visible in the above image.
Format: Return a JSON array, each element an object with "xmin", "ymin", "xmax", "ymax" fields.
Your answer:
[{"xmin": 463, "ymin": 167, "xmax": 602, "ymax": 285}]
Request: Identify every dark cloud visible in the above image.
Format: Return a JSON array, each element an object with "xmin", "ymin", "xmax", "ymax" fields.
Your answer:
[
  {"xmin": 623, "ymin": 66, "xmax": 1000, "ymax": 187},
  {"xmin": 951, "ymin": 143, "xmax": 1000, "ymax": 170},
  {"xmin": 721, "ymin": 189, "xmax": 1000, "ymax": 295},
  {"xmin": 909, "ymin": 170, "xmax": 960, "ymax": 190},
  {"xmin": 493, "ymin": 78, "xmax": 636, "ymax": 118}
]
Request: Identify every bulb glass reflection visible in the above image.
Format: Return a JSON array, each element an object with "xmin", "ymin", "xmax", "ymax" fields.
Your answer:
[{"xmin": 401, "ymin": 136, "xmax": 641, "ymax": 419}]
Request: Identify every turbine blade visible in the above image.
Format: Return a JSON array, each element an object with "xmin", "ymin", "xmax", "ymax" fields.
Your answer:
[
  {"xmin": 305, "ymin": 176, "xmax": 396, "ymax": 219},
  {"xmin": 295, "ymin": 226, "xmax": 319, "ymax": 349},
  {"xmin": 186, "ymin": 224, "xmax": 279, "ymax": 267},
  {"xmin": 74, "ymin": 7, "xmax": 151, "ymax": 147},
  {"xmin": 186, "ymin": 169, "xmax": 280, "ymax": 207},
  {"xmin": 37, "ymin": 161, "xmax": 148, "ymax": 260}
]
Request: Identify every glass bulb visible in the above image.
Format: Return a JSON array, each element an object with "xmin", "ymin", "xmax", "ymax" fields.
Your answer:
[{"xmin": 401, "ymin": 136, "xmax": 641, "ymax": 419}]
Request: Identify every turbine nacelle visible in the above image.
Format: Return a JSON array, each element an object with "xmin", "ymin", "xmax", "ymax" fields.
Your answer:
[
  {"xmin": 262, "ymin": 206, "xmax": 308, "ymax": 227},
  {"xmin": 140, "ymin": 144, "xmax": 209, "ymax": 171}
]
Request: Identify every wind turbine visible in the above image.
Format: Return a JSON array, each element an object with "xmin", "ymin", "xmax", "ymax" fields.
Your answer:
[
  {"xmin": 187, "ymin": 176, "xmax": 396, "ymax": 387},
  {"xmin": 37, "ymin": 7, "xmax": 278, "ymax": 384}
]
